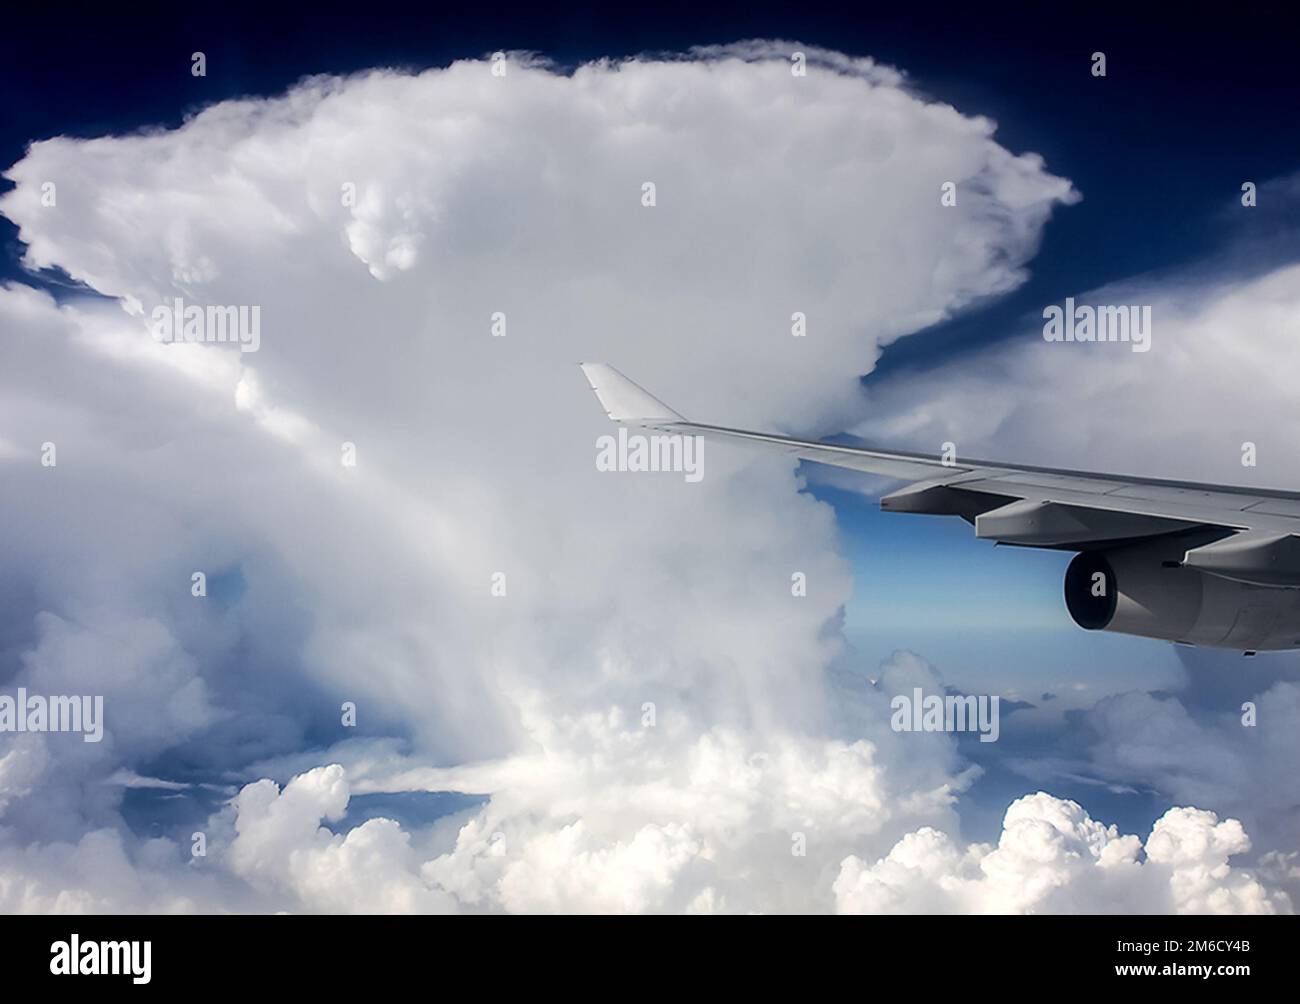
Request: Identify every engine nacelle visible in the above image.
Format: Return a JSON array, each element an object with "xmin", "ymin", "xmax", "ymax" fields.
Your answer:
[{"xmin": 1064, "ymin": 537, "xmax": 1300, "ymax": 650}]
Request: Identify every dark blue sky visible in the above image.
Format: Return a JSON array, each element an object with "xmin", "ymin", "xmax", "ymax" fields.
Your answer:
[{"xmin": 3, "ymin": 2, "xmax": 1298, "ymax": 374}]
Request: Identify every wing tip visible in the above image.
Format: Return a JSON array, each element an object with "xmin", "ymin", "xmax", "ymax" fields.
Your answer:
[{"xmin": 578, "ymin": 363, "xmax": 685, "ymax": 424}]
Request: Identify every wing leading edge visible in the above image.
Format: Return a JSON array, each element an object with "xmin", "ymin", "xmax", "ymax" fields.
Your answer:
[{"xmin": 578, "ymin": 364, "xmax": 1300, "ymax": 579}]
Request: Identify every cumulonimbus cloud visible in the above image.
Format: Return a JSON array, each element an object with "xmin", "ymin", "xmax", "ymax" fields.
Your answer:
[{"xmin": 0, "ymin": 43, "xmax": 1278, "ymax": 913}]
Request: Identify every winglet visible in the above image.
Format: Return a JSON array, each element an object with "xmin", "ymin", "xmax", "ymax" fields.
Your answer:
[{"xmin": 579, "ymin": 363, "xmax": 685, "ymax": 423}]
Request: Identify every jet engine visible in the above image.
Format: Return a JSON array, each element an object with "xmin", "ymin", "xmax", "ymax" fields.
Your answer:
[{"xmin": 1064, "ymin": 536, "xmax": 1300, "ymax": 650}]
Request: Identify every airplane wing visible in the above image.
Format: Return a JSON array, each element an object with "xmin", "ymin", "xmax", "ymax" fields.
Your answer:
[{"xmin": 579, "ymin": 363, "xmax": 1300, "ymax": 586}]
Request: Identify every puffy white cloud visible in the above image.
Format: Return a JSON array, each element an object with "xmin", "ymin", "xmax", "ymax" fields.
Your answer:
[
  {"xmin": 1079, "ymin": 683, "xmax": 1300, "ymax": 865},
  {"xmin": 224, "ymin": 765, "xmax": 457, "ymax": 913},
  {"xmin": 0, "ymin": 827, "xmax": 247, "ymax": 914},
  {"xmin": 408, "ymin": 707, "xmax": 966, "ymax": 914},
  {"xmin": 834, "ymin": 793, "xmax": 1289, "ymax": 915}
]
